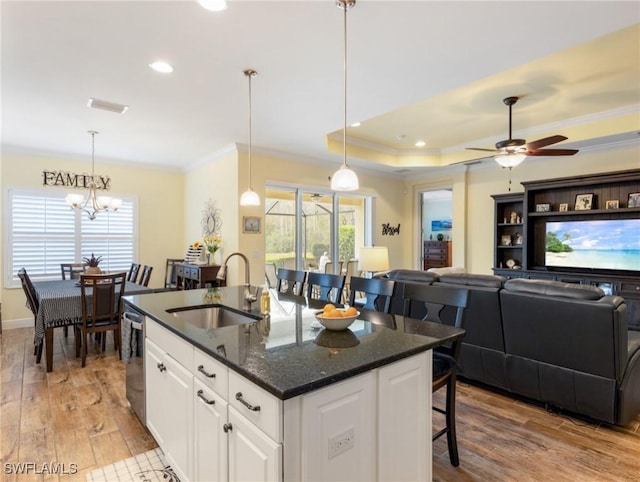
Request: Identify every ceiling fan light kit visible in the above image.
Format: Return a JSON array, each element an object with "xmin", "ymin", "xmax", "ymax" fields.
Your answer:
[{"xmin": 466, "ymin": 96, "xmax": 579, "ymax": 169}]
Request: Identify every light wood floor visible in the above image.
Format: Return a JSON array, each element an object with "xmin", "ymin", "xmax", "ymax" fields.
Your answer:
[{"xmin": 2, "ymin": 326, "xmax": 640, "ymax": 481}]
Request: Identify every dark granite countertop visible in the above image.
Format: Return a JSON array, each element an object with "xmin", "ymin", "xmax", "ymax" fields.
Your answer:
[{"xmin": 123, "ymin": 286, "xmax": 464, "ymax": 400}]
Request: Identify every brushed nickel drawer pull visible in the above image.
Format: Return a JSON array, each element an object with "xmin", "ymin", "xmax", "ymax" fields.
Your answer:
[
  {"xmin": 196, "ymin": 389, "xmax": 215, "ymax": 405},
  {"xmin": 197, "ymin": 365, "xmax": 216, "ymax": 378},
  {"xmin": 223, "ymin": 423, "xmax": 233, "ymax": 433},
  {"xmin": 157, "ymin": 362, "xmax": 166, "ymax": 372},
  {"xmin": 235, "ymin": 392, "xmax": 261, "ymax": 412}
]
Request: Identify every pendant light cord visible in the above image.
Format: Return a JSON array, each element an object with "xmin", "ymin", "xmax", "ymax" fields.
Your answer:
[
  {"xmin": 244, "ymin": 69, "xmax": 257, "ymax": 191},
  {"xmin": 343, "ymin": 1, "xmax": 348, "ymax": 168}
]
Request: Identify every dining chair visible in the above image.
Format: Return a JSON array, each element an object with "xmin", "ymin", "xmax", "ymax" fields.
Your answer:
[
  {"xmin": 127, "ymin": 262, "xmax": 141, "ymax": 283},
  {"xmin": 306, "ymin": 272, "xmax": 346, "ymax": 304},
  {"xmin": 139, "ymin": 265, "xmax": 153, "ymax": 286},
  {"xmin": 77, "ymin": 272, "xmax": 127, "ymax": 367},
  {"xmin": 60, "ymin": 263, "xmax": 86, "ymax": 280},
  {"xmin": 265, "ymin": 262, "xmax": 278, "ymax": 289},
  {"xmin": 343, "ymin": 259, "xmax": 360, "ymax": 302},
  {"xmin": 348, "ymin": 276, "xmax": 395, "ymax": 312},
  {"xmin": 276, "ymin": 268, "xmax": 306, "ymax": 296},
  {"xmin": 324, "ymin": 261, "xmax": 344, "ymax": 275},
  {"xmin": 17, "ymin": 268, "xmax": 44, "ymax": 363},
  {"xmin": 164, "ymin": 258, "xmax": 183, "ymax": 289},
  {"xmin": 402, "ymin": 282, "xmax": 469, "ymax": 467}
]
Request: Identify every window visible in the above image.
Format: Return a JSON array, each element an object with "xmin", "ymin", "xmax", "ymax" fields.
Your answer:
[{"xmin": 5, "ymin": 188, "xmax": 137, "ymax": 286}]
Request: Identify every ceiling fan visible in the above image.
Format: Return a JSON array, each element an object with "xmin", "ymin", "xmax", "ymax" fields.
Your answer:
[{"xmin": 466, "ymin": 96, "xmax": 579, "ymax": 168}]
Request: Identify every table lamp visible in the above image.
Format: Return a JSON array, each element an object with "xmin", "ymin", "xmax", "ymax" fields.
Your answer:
[{"xmin": 358, "ymin": 246, "xmax": 389, "ymax": 278}]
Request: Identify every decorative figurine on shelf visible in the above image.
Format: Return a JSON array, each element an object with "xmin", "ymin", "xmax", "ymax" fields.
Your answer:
[
  {"xmin": 510, "ymin": 211, "xmax": 517, "ymax": 224},
  {"xmin": 515, "ymin": 233, "xmax": 523, "ymax": 245}
]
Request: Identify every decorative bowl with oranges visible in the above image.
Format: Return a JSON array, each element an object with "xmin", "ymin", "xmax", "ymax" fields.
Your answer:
[{"xmin": 314, "ymin": 304, "xmax": 360, "ymax": 331}]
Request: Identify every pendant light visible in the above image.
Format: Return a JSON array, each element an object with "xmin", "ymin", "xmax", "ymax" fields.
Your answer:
[
  {"xmin": 331, "ymin": 0, "xmax": 359, "ymax": 191},
  {"xmin": 65, "ymin": 130, "xmax": 122, "ymax": 220},
  {"xmin": 240, "ymin": 69, "xmax": 261, "ymax": 206}
]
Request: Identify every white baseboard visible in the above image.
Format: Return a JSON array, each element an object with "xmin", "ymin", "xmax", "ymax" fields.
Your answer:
[{"xmin": 1, "ymin": 318, "xmax": 33, "ymax": 330}]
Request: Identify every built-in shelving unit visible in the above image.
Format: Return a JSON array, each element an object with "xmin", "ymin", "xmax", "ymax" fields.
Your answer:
[{"xmin": 492, "ymin": 169, "xmax": 640, "ymax": 326}]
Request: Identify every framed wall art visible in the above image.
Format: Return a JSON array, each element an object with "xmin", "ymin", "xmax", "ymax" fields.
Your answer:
[{"xmin": 243, "ymin": 216, "xmax": 261, "ymax": 234}]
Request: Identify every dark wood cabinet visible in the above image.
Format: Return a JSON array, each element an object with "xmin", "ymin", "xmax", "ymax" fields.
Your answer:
[
  {"xmin": 175, "ymin": 263, "xmax": 225, "ymax": 290},
  {"xmin": 493, "ymin": 169, "xmax": 640, "ymax": 325},
  {"xmin": 423, "ymin": 240, "xmax": 451, "ymax": 270}
]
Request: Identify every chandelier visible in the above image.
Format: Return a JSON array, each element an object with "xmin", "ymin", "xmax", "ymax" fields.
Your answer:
[{"xmin": 65, "ymin": 130, "xmax": 122, "ymax": 220}]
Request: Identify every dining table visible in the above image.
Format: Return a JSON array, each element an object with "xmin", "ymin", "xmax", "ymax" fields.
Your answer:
[{"xmin": 32, "ymin": 279, "xmax": 152, "ymax": 372}]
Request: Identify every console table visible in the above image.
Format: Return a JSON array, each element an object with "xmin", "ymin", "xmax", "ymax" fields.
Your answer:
[{"xmin": 175, "ymin": 263, "xmax": 225, "ymax": 290}]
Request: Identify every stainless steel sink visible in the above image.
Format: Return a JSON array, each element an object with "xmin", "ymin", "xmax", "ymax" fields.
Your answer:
[{"xmin": 167, "ymin": 305, "xmax": 259, "ymax": 329}]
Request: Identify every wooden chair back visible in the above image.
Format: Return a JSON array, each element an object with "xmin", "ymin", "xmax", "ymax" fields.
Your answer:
[
  {"xmin": 139, "ymin": 265, "xmax": 153, "ymax": 286},
  {"xmin": 306, "ymin": 272, "xmax": 346, "ymax": 303},
  {"xmin": 348, "ymin": 276, "xmax": 395, "ymax": 312},
  {"xmin": 165, "ymin": 258, "xmax": 183, "ymax": 289},
  {"xmin": 18, "ymin": 268, "xmax": 44, "ymax": 362},
  {"xmin": 127, "ymin": 263, "xmax": 141, "ymax": 283},
  {"xmin": 79, "ymin": 272, "xmax": 127, "ymax": 367},
  {"xmin": 60, "ymin": 263, "xmax": 86, "ymax": 280},
  {"xmin": 276, "ymin": 268, "xmax": 306, "ymax": 296}
]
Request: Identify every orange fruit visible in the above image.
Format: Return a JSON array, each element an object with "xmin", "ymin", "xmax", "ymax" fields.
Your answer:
[
  {"xmin": 323, "ymin": 303, "xmax": 335, "ymax": 313},
  {"xmin": 344, "ymin": 306, "xmax": 357, "ymax": 317},
  {"xmin": 327, "ymin": 308, "xmax": 342, "ymax": 318}
]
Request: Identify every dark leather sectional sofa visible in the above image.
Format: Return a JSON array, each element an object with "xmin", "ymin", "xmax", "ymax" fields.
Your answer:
[{"xmin": 381, "ymin": 270, "xmax": 640, "ymax": 426}]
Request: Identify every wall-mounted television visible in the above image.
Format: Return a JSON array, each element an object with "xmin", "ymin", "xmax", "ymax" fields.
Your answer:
[{"xmin": 545, "ymin": 219, "xmax": 640, "ymax": 272}]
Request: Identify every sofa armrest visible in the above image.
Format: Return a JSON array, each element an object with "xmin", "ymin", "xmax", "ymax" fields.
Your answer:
[{"xmin": 618, "ymin": 331, "xmax": 640, "ymax": 425}]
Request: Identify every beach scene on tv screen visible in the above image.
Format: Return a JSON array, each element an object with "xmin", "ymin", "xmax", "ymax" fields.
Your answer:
[{"xmin": 545, "ymin": 219, "xmax": 640, "ymax": 271}]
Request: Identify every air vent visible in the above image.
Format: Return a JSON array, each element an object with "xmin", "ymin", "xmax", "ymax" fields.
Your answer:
[{"xmin": 87, "ymin": 98, "xmax": 129, "ymax": 114}]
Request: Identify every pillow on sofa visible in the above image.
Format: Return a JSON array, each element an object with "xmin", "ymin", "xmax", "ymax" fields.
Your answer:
[
  {"xmin": 504, "ymin": 278, "xmax": 604, "ymax": 300},
  {"xmin": 427, "ymin": 266, "xmax": 466, "ymax": 276}
]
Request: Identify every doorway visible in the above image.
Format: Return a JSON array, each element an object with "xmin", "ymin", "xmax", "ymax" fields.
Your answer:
[{"xmin": 420, "ymin": 189, "xmax": 453, "ymax": 270}]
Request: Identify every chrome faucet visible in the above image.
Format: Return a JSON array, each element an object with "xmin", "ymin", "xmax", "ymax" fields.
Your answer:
[{"xmin": 217, "ymin": 252, "xmax": 257, "ymax": 310}]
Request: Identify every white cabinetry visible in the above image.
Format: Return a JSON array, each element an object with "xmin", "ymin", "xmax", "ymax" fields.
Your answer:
[
  {"xmin": 193, "ymin": 378, "xmax": 228, "ymax": 482},
  {"xmin": 144, "ymin": 330, "xmax": 193, "ymax": 482}
]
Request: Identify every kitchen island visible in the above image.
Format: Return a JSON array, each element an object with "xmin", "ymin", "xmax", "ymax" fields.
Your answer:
[{"xmin": 124, "ymin": 286, "xmax": 464, "ymax": 482}]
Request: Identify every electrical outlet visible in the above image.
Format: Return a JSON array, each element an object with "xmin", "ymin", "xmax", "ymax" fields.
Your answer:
[{"xmin": 328, "ymin": 427, "xmax": 355, "ymax": 459}]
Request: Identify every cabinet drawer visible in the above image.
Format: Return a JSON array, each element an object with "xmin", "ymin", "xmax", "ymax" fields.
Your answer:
[
  {"xmin": 146, "ymin": 319, "xmax": 193, "ymax": 368},
  {"xmin": 425, "ymin": 253, "xmax": 446, "ymax": 260},
  {"xmin": 620, "ymin": 281, "xmax": 640, "ymax": 295},
  {"xmin": 185, "ymin": 266, "xmax": 198, "ymax": 280},
  {"xmin": 194, "ymin": 348, "xmax": 228, "ymax": 400},
  {"xmin": 176, "ymin": 265, "xmax": 185, "ymax": 277},
  {"xmin": 229, "ymin": 370, "xmax": 282, "ymax": 442},
  {"xmin": 425, "ymin": 248, "xmax": 446, "ymax": 255}
]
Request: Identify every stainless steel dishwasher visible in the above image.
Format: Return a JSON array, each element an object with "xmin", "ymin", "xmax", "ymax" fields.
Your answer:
[{"xmin": 123, "ymin": 309, "xmax": 145, "ymax": 425}]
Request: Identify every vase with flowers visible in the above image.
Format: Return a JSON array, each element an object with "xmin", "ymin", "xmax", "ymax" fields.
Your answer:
[
  {"xmin": 83, "ymin": 253, "xmax": 103, "ymax": 274},
  {"xmin": 203, "ymin": 235, "xmax": 222, "ymax": 265}
]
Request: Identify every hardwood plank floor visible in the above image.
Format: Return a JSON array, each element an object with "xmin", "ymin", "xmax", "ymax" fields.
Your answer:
[
  {"xmin": 2, "ymin": 326, "xmax": 639, "ymax": 481},
  {"xmin": 1, "ymin": 327, "xmax": 157, "ymax": 481}
]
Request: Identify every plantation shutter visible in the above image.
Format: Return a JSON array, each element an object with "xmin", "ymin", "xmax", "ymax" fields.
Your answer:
[{"xmin": 6, "ymin": 188, "xmax": 137, "ymax": 286}]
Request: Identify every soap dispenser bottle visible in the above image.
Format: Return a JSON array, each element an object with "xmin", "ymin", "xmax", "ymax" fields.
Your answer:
[{"xmin": 260, "ymin": 284, "xmax": 271, "ymax": 315}]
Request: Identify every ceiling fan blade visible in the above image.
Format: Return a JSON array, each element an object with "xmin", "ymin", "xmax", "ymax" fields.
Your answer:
[
  {"xmin": 526, "ymin": 135, "xmax": 568, "ymax": 150},
  {"xmin": 526, "ymin": 148, "xmax": 579, "ymax": 156},
  {"xmin": 466, "ymin": 147, "xmax": 497, "ymax": 152}
]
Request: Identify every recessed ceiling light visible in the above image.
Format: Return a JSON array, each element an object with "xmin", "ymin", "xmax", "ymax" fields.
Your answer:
[
  {"xmin": 350, "ymin": 122, "xmax": 361, "ymax": 127},
  {"xmin": 415, "ymin": 140, "xmax": 426, "ymax": 147},
  {"xmin": 198, "ymin": 0, "xmax": 228, "ymax": 12},
  {"xmin": 149, "ymin": 61, "xmax": 173, "ymax": 73}
]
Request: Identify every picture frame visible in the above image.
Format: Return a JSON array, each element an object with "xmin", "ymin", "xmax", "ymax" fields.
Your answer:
[
  {"xmin": 574, "ymin": 193, "xmax": 594, "ymax": 211},
  {"xmin": 242, "ymin": 216, "xmax": 261, "ymax": 234},
  {"xmin": 500, "ymin": 234, "xmax": 512, "ymax": 246},
  {"xmin": 559, "ymin": 203, "xmax": 568, "ymax": 212},
  {"xmin": 628, "ymin": 192, "xmax": 640, "ymax": 208},
  {"xmin": 535, "ymin": 203, "xmax": 550, "ymax": 213},
  {"xmin": 605, "ymin": 199, "xmax": 619, "ymax": 210}
]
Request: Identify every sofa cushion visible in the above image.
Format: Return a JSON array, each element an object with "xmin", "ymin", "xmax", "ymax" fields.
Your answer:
[
  {"xmin": 439, "ymin": 273, "xmax": 505, "ymax": 289},
  {"xmin": 384, "ymin": 269, "xmax": 438, "ymax": 284},
  {"xmin": 427, "ymin": 266, "xmax": 465, "ymax": 276},
  {"xmin": 504, "ymin": 278, "xmax": 604, "ymax": 300}
]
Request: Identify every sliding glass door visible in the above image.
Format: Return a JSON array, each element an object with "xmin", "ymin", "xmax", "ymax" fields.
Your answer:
[{"xmin": 264, "ymin": 187, "xmax": 369, "ymax": 278}]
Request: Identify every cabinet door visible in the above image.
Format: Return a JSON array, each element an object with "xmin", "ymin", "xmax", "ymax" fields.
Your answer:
[
  {"xmin": 193, "ymin": 379, "xmax": 228, "ymax": 482},
  {"xmin": 377, "ymin": 352, "xmax": 430, "ymax": 482},
  {"xmin": 144, "ymin": 339, "xmax": 166, "ymax": 447},
  {"xmin": 162, "ymin": 354, "xmax": 193, "ymax": 482},
  {"xmin": 227, "ymin": 407, "xmax": 282, "ymax": 482}
]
